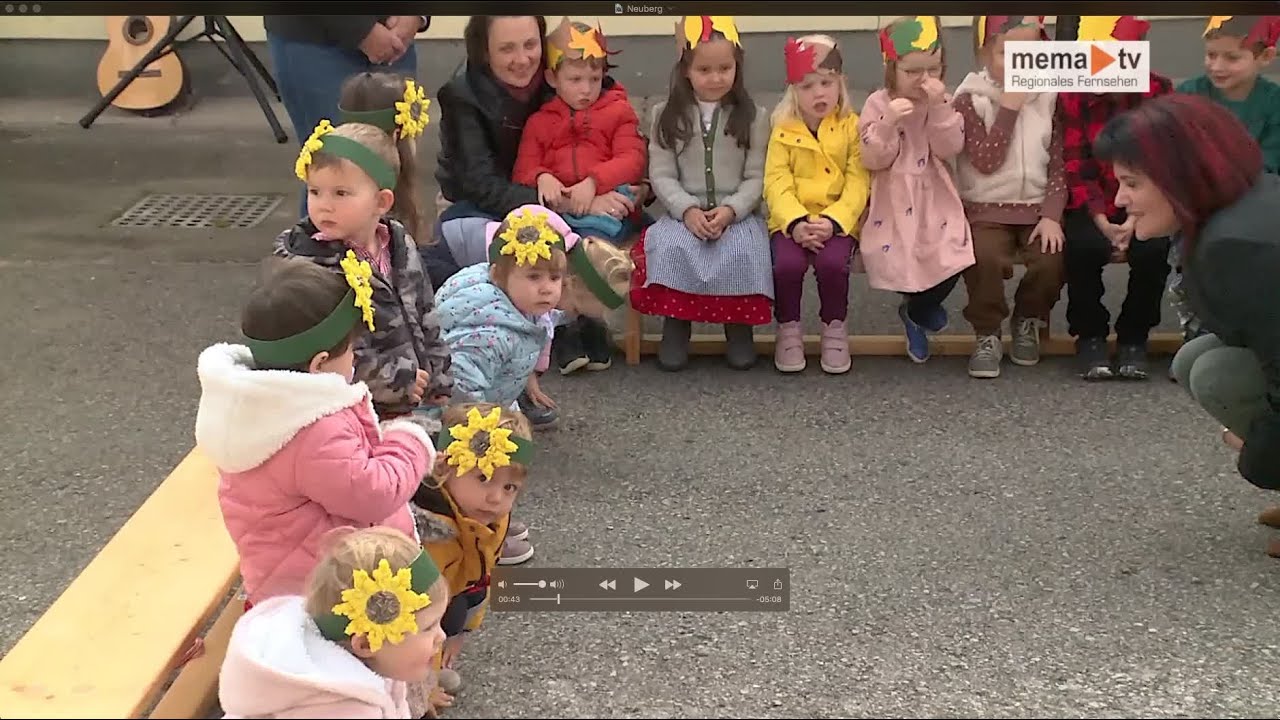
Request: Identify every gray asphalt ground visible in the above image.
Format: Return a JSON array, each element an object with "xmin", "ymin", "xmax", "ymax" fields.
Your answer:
[{"xmin": 1, "ymin": 88, "xmax": 1278, "ymax": 719}]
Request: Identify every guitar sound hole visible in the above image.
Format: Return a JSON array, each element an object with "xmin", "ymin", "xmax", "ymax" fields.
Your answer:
[{"xmin": 124, "ymin": 16, "xmax": 153, "ymax": 46}]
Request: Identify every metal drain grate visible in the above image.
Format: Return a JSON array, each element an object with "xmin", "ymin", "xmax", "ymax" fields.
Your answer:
[{"xmin": 110, "ymin": 193, "xmax": 285, "ymax": 229}]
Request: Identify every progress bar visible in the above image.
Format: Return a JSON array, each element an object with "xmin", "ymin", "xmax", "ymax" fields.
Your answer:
[{"xmin": 490, "ymin": 567, "xmax": 790, "ymax": 612}]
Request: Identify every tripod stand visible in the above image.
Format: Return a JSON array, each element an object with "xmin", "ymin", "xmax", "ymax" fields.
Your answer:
[{"xmin": 81, "ymin": 15, "xmax": 289, "ymax": 144}]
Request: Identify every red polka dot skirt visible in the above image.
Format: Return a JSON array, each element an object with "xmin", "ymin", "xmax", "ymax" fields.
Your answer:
[{"xmin": 628, "ymin": 229, "xmax": 774, "ymax": 325}]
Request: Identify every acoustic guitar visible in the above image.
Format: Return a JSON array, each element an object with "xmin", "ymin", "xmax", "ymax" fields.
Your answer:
[{"xmin": 96, "ymin": 16, "xmax": 186, "ymax": 112}]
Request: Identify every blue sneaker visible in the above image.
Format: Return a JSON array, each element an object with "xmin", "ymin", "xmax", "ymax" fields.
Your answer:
[
  {"xmin": 898, "ymin": 303, "xmax": 930, "ymax": 363},
  {"xmin": 916, "ymin": 304, "xmax": 949, "ymax": 333}
]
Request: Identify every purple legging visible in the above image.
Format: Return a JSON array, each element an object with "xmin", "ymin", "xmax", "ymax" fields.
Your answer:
[{"xmin": 770, "ymin": 231, "xmax": 855, "ymax": 324}]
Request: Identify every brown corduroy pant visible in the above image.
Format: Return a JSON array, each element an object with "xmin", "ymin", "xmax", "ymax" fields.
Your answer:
[{"xmin": 961, "ymin": 221, "xmax": 1065, "ymax": 337}]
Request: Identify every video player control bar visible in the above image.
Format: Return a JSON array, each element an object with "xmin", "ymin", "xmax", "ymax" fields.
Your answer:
[{"xmin": 490, "ymin": 567, "xmax": 790, "ymax": 612}]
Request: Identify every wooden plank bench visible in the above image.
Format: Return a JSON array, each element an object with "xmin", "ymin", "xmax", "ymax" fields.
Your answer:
[
  {"xmin": 0, "ymin": 448, "xmax": 242, "ymax": 719},
  {"xmin": 617, "ymin": 249, "xmax": 1185, "ymax": 365}
]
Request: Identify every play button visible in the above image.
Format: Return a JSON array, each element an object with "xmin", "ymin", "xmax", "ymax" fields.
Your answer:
[{"xmin": 633, "ymin": 577, "xmax": 649, "ymax": 592}]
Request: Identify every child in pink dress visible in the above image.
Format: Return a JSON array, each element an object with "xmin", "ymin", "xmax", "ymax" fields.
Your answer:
[{"xmin": 858, "ymin": 16, "xmax": 974, "ymax": 363}]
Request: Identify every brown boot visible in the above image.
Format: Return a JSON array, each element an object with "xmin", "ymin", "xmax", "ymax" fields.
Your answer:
[{"xmin": 1258, "ymin": 505, "xmax": 1280, "ymax": 529}]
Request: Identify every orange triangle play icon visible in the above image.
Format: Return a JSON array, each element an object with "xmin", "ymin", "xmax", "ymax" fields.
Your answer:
[{"xmin": 1090, "ymin": 44, "xmax": 1115, "ymax": 75}]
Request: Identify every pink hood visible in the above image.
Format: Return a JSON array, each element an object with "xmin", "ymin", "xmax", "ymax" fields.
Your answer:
[
  {"xmin": 220, "ymin": 595, "xmax": 411, "ymax": 718},
  {"xmin": 195, "ymin": 343, "xmax": 435, "ymax": 604}
]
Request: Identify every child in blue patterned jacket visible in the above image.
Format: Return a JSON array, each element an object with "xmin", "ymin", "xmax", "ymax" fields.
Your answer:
[{"xmin": 432, "ymin": 203, "xmax": 633, "ymax": 564}]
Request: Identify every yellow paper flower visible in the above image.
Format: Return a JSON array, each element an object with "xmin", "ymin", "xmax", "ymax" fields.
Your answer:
[
  {"xmin": 340, "ymin": 250, "xmax": 376, "ymax": 331},
  {"xmin": 331, "ymin": 558, "xmax": 431, "ymax": 653},
  {"xmin": 295, "ymin": 119, "xmax": 335, "ymax": 181},
  {"xmin": 445, "ymin": 406, "xmax": 520, "ymax": 480},
  {"xmin": 394, "ymin": 79, "xmax": 431, "ymax": 140},
  {"xmin": 498, "ymin": 208, "xmax": 562, "ymax": 267}
]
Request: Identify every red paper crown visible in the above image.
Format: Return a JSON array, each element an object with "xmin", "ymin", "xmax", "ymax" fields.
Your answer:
[
  {"xmin": 1205, "ymin": 16, "xmax": 1280, "ymax": 48},
  {"xmin": 784, "ymin": 37, "xmax": 842, "ymax": 84}
]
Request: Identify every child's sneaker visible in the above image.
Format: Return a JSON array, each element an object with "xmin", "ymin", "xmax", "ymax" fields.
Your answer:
[
  {"xmin": 498, "ymin": 536, "xmax": 534, "ymax": 565},
  {"xmin": 1009, "ymin": 317, "xmax": 1041, "ymax": 366},
  {"xmin": 507, "ymin": 519, "xmax": 529, "ymax": 541},
  {"xmin": 898, "ymin": 303, "xmax": 930, "ymax": 363},
  {"xmin": 516, "ymin": 390, "xmax": 558, "ymax": 431},
  {"xmin": 553, "ymin": 323, "xmax": 589, "ymax": 375},
  {"xmin": 774, "ymin": 321, "xmax": 806, "ymax": 372},
  {"xmin": 578, "ymin": 316, "xmax": 613, "ymax": 371},
  {"xmin": 968, "ymin": 334, "xmax": 1003, "ymax": 378},
  {"xmin": 820, "ymin": 320, "xmax": 851, "ymax": 374}
]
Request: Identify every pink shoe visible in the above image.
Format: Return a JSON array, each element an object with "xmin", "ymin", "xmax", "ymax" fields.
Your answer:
[
  {"xmin": 774, "ymin": 321, "xmax": 806, "ymax": 372},
  {"xmin": 820, "ymin": 320, "xmax": 851, "ymax": 374}
]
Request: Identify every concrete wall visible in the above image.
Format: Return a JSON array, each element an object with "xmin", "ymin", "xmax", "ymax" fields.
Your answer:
[{"xmin": 0, "ymin": 15, "xmax": 1214, "ymax": 99}]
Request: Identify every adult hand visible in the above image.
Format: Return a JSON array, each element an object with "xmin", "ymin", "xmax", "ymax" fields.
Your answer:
[
  {"xmin": 683, "ymin": 206, "xmax": 716, "ymax": 241},
  {"xmin": 1030, "ymin": 217, "xmax": 1064, "ymax": 254},
  {"xmin": 384, "ymin": 16, "xmax": 421, "ymax": 61},
  {"xmin": 628, "ymin": 182, "xmax": 652, "ymax": 206},
  {"xmin": 409, "ymin": 369, "xmax": 429, "ymax": 404},
  {"xmin": 359, "ymin": 23, "xmax": 406, "ymax": 65},
  {"xmin": 887, "ymin": 97, "xmax": 915, "ymax": 122},
  {"xmin": 589, "ymin": 191, "xmax": 633, "ymax": 220}
]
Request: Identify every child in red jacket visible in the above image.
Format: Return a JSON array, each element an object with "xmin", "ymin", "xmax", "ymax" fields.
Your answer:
[{"xmin": 513, "ymin": 17, "xmax": 648, "ymax": 373}]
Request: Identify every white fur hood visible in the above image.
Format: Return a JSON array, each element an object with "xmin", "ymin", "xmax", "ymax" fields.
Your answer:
[{"xmin": 194, "ymin": 343, "xmax": 375, "ymax": 473}]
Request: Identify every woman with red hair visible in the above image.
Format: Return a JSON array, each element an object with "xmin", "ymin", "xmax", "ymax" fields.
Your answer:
[{"xmin": 1094, "ymin": 93, "xmax": 1280, "ymax": 556}]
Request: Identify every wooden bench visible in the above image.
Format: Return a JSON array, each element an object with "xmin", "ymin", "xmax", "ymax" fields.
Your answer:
[
  {"xmin": 617, "ymin": 249, "xmax": 1185, "ymax": 365},
  {"xmin": 0, "ymin": 448, "xmax": 242, "ymax": 719}
]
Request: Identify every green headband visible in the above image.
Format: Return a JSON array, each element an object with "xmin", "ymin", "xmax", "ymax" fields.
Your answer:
[
  {"xmin": 437, "ymin": 406, "xmax": 535, "ymax": 480},
  {"xmin": 245, "ymin": 251, "xmax": 378, "ymax": 368},
  {"xmin": 314, "ymin": 551, "xmax": 442, "ymax": 649},
  {"xmin": 339, "ymin": 106, "xmax": 398, "ymax": 133},
  {"xmin": 568, "ymin": 244, "xmax": 626, "ymax": 310},
  {"xmin": 295, "ymin": 119, "xmax": 398, "ymax": 190},
  {"xmin": 245, "ymin": 290, "xmax": 359, "ymax": 367}
]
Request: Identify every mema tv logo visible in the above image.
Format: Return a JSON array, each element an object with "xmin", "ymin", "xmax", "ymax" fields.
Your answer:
[{"xmin": 1003, "ymin": 41, "xmax": 1151, "ymax": 93}]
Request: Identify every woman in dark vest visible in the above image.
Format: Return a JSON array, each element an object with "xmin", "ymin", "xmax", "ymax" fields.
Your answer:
[{"xmin": 1095, "ymin": 93, "xmax": 1280, "ymax": 557}]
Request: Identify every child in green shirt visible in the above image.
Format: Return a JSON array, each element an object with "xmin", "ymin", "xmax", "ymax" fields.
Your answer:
[{"xmin": 1169, "ymin": 16, "xmax": 1280, "ymax": 360}]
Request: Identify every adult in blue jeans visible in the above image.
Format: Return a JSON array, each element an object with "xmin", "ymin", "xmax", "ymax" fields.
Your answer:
[
  {"xmin": 1094, "ymin": 94, "xmax": 1280, "ymax": 558},
  {"xmin": 264, "ymin": 15, "xmax": 430, "ymax": 217}
]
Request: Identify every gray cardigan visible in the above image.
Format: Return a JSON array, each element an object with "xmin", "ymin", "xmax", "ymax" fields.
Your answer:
[{"xmin": 646, "ymin": 100, "xmax": 770, "ymax": 222}]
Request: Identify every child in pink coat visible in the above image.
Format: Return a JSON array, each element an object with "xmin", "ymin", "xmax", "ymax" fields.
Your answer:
[
  {"xmin": 219, "ymin": 526, "xmax": 451, "ymax": 719},
  {"xmin": 859, "ymin": 16, "xmax": 974, "ymax": 364},
  {"xmin": 195, "ymin": 256, "xmax": 436, "ymax": 608}
]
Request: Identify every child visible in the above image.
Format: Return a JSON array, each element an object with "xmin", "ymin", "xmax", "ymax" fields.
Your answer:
[
  {"xmin": 764, "ymin": 34, "xmax": 871, "ymax": 375},
  {"xmin": 337, "ymin": 71, "xmax": 434, "ymax": 243},
  {"xmin": 219, "ymin": 526, "xmax": 451, "ymax": 719},
  {"xmin": 1179, "ymin": 16, "xmax": 1280, "ymax": 173},
  {"xmin": 275, "ymin": 120, "xmax": 454, "ymax": 425},
  {"xmin": 629, "ymin": 15, "xmax": 774, "ymax": 372},
  {"xmin": 411, "ymin": 403, "xmax": 535, "ymax": 688},
  {"xmin": 1058, "ymin": 16, "xmax": 1174, "ymax": 381},
  {"xmin": 433, "ymin": 204, "xmax": 633, "ymax": 565},
  {"xmin": 195, "ymin": 256, "xmax": 436, "ymax": 607},
  {"xmin": 952, "ymin": 15, "xmax": 1067, "ymax": 379},
  {"xmin": 512, "ymin": 17, "xmax": 648, "ymax": 377},
  {"xmin": 859, "ymin": 16, "xmax": 972, "ymax": 365}
]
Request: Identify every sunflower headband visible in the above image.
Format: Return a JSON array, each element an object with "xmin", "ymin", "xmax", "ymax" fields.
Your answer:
[
  {"xmin": 437, "ymin": 407, "xmax": 534, "ymax": 480},
  {"xmin": 244, "ymin": 250, "xmax": 376, "ymax": 367},
  {"xmin": 879, "ymin": 16, "xmax": 940, "ymax": 63},
  {"xmin": 547, "ymin": 17, "xmax": 618, "ymax": 70},
  {"xmin": 976, "ymin": 16, "xmax": 1047, "ymax": 48},
  {"xmin": 294, "ymin": 120, "xmax": 397, "ymax": 190},
  {"xmin": 675, "ymin": 16, "xmax": 740, "ymax": 57},
  {"xmin": 338, "ymin": 78, "xmax": 432, "ymax": 140},
  {"xmin": 1077, "ymin": 16, "xmax": 1151, "ymax": 42},
  {"xmin": 1204, "ymin": 16, "xmax": 1280, "ymax": 48},
  {"xmin": 314, "ymin": 552, "xmax": 442, "ymax": 652},
  {"xmin": 488, "ymin": 207, "xmax": 566, "ymax": 267}
]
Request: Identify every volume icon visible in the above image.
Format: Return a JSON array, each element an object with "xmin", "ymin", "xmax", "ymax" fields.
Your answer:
[{"xmin": 549, "ymin": 579, "xmax": 564, "ymax": 589}]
